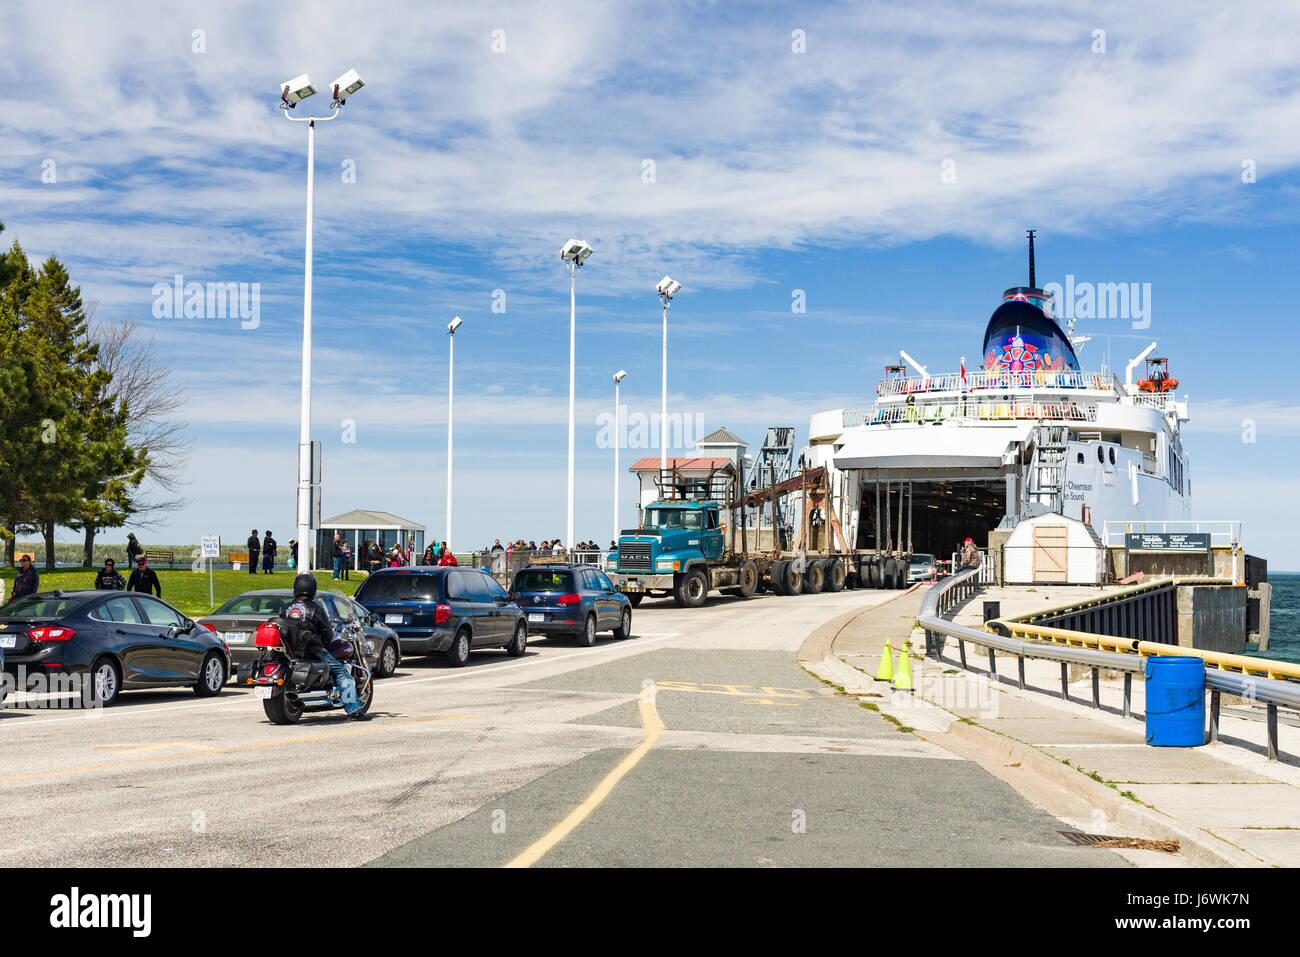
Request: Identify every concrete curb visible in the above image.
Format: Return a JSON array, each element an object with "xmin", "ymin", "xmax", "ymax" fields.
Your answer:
[{"xmin": 795, "ymin": 583, "xmax": 924, "ymax": 663}]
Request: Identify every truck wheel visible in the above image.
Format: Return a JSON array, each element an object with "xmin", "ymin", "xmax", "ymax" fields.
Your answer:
[
  {"xmin": 673, "ymin": 567, "xmax": 709, "ymax": 608},
  {"xmin": 626, "ymin": 593, "xmax": 644, "ymax": 607},
  {"xmin": 872, "ymin": 563, "xmax": 886, "ymax": 589},
  {"xmin": 803, "ymin": 561, "xmax": 824, "ymax": 594},
  {"xmin": 737, "ymin": 560, "xmax": 758, "ymax": 598},
  {"xmin": 824, "ymin": 559, "xmax": 846, "ymax": 592},
  {"xmin": 883, "ymin": 559, "xmax": 900, "ymax": 589},
  {"xmin": 768, "ymin": 561, "xmax": 788, "ymax": 595},
  {"xmin": 784, "ymin": 562, "xmax": 804, "ymax": 595}
]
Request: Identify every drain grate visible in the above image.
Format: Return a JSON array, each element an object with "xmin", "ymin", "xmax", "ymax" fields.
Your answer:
[{"xmin": 1058, "ymin": 831, "xmax": 1180, "ymax": 853}]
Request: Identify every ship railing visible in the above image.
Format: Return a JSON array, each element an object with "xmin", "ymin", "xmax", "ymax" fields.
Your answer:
[
  {"xmin": 1101, "ymin": 521, "xmax": 1242, "ymax": 549},
  {"xmin": 843, "ymin": 400, "xmax": 1098, "ymax": 428},
  {"xmin": 876, "ymin": 370, "xmax": 1113, "ymax": 397}
]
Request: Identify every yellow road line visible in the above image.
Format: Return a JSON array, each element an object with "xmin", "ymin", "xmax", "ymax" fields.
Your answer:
[
  {"xmin": 504, "ymin": 682, "xmax": 664, "ymax": 868},
  {"xmin": 0, "ymin": 713, "xmax": 476, "ymax": 784}
]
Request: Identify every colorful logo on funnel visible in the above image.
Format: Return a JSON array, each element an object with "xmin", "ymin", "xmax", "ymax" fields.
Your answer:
[{"xmin": 985, "ymin": 333, "xmax": 1067, "ymax": 373}]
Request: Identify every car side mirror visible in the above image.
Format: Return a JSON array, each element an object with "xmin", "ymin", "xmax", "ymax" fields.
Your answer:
[{"xmin": 165, "ymin": 625, "xmax": 180, "ymax": 639}]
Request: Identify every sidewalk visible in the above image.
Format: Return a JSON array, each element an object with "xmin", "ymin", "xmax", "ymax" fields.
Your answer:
[{"xmin": 800, "ymin": 584, "xmax": 1300, "ymax": 867}]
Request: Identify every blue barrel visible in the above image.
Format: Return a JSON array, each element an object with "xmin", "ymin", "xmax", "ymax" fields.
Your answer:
[{"xmin": 1144, "ymin": 657, "xmax": 1206, "ymax": 747}]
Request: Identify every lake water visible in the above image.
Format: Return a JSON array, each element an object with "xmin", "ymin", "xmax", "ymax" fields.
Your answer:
[{"xmin": 1246, "ymin": 573, "xmax": 1300, "ymax": 665}]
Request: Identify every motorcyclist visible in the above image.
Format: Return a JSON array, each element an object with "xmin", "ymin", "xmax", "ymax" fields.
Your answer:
[{"xmin": 282, "ymin": 573, "xmax": 364, "ymax": 717}]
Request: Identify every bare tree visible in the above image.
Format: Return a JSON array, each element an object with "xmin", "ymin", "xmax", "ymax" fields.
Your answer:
[{"xmin": 74, "ymin": 313, "xmax": 191, "ymax": 564}]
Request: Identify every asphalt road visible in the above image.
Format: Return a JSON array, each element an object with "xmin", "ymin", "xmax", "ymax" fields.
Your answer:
[{"xmin": 0, "ymin": 588, "xmax": 1125, "ymax": 867}]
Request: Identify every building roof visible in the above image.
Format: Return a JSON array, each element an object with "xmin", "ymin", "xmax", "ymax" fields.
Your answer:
[
  {"xmin": 627, "ymin": 456, "xmax": 735, "ymax": 473},
  {"xmin": 319, "ymin": 509, "xmax": 426, "ymax": 531},
  {"xmin": 698, "ymin": 427, "xmax": 748, "ymax": 447}
]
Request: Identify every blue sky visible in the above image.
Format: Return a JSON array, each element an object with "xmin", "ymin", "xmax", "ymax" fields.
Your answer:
[{"xmin": 2, "ymin": 1, "xmax": 1298, "ymax": 564}]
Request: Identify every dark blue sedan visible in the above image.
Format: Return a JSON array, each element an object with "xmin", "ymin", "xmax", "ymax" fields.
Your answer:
[
  {"xmin": 0, "ymin": 591, "xmax": 230, "ymax": 706},
  {"xmin": 509, "ymin": 563, "xmax": 632, "ymax": 646}
]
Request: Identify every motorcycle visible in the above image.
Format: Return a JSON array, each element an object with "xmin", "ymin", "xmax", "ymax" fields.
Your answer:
[{"xmin": 241, "ymin": 618, "xmax": 374, "ymax": 724}]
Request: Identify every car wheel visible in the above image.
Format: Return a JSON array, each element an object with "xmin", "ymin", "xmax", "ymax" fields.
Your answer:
[
  {"xmin": 89, "ymin": 657, "xmax": 121, "ymax": 707},
  {"xmin": 264, "ymin": 692, "xmax": 304, "ymax": 724},
  {"xmin": 576, "ymin": 614, "xmax": 598, "ymax": 647},
  {"xmin": 193, "ymin": 652, "xmax": 226, "ymax": 697},
  {"xmin": 613, "ymin": 607, "xmax": 632, "ymax": 639},
  {"xmin": 376, "ymin": 641, "xmax": 399, "ymax": 678},
  {"xmin": 445, "ymin": 629, "xmax": 471, "ymax": 667},
  {"xmin": 506, "ymin": 622, "xmax": 527, "ymax": 657}
]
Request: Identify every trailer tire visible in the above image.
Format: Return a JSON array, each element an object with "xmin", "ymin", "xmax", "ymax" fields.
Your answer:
[
  {"xmin": 883, "ymin": 559, "xmax": 900, "ymax": 589},
  {"xmin": 802, "ymin": 561, "xmax": 824, "ymax": 594},
  {"xmin": 784, "ymin": 562, "xmax": 804, "ymax": 595},
  {"xmin": 673, "ymin": 567, "xmax": 709, "ymax": 608},
  {"xmin": 823, "ymin": 559, "xmax": 846, "ymax": 592},
  {"xmin": 871, "ymin": 563, "xmax": 885, "ymax": 589},
  {"xmin": 769, "ymin": 560, "xmax": 788, "ymax": 595}
]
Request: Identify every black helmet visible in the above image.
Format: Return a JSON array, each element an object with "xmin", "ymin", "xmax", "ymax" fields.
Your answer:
[{"xmin": 293, "ymin": 573, "xmax": 317, "ymax": 600}]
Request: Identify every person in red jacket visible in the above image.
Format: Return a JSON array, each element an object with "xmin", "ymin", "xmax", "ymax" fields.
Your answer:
[{"xmin": 437, "ymin": 546, "xmax": 458, "ymax": 566}]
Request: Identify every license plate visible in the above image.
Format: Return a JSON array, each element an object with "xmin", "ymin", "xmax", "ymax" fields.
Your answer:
[
  {"xmin": 224, "ymin": 632, "xmax": 248, "ymax": 644},
  {"xmin": 0, "ymin": 635, "xmax": 15, "ymax": 649},
  {"xmin": 528, "ymin": 613, "xmax": 544, "ymax": 623},
  {"xmin": 254, "ymin": 686, "xmax": 273, "ymax": 699},
  {"xmin": 384, "ymin": 614, "xmax": 405, "ymax": 624}
]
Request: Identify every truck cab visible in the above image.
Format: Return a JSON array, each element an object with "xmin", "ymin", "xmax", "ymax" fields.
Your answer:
[{"xmin": 609, "ymin": 501, "xmax": 724, "ymax": 606}]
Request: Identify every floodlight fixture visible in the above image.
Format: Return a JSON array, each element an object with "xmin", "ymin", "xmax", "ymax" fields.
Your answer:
[
  {"xmin": 614, "ymin": 369, "xmax": 627, "ymax": 383},
  {"xmin": 657, "ymin": 275, "xmax": 682, "ymax": 301},
  {"xmin": 281, "ymin": 74, "xmax": 317, "ymax": 108},
  {"xmin": 561, "ymin": 239, "xmax": 594, "ymax": 267},
  {"xmin": 448, "ymin": 315, "xmax": 463, "ymax": 334},
  {"xmin": 331, "ymin": 69, "xmax": 365, "ymax": 105}
]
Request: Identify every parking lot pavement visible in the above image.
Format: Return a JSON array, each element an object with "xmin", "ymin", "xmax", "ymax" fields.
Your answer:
[{"xmin": 0, "ymin": 588, "xmax": 1123, "ymax": 868}]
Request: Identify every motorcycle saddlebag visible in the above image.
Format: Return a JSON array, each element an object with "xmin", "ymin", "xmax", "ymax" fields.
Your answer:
[{"xmin": 290, "ymin": 661, "xmax": 331, "ymax": 688}]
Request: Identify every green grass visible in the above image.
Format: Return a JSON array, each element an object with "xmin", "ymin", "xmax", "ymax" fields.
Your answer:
[{"xmin": 0, "ymin": 567, "xmax": 364, "ymax": 617}]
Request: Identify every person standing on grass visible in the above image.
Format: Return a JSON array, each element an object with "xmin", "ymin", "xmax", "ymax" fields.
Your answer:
[
  {"xmin": 332, "ymin": 534, "xmax": 344, "ymax": 580},
  {"xmin": 247, "ymin": 529, "xmax": 261, "ymax": 576},
  {"xmin": 288, "ymin": 539, "xmax": 298, "ymax": 570},
  {"xmin": 126, "ymin": 533, "xmax": 142, "ymax": 566},
  {"xmin": 8, "ymin": 555, "xmax": 39, "ymax": 603},
  {"xmin": 94, "ymin": 558, "xmax": 125, "ymax": 591},
  {"xmin": 127, "ymin": 555, "xmax": 162, "ymax": 597},
  {"xmin": 341, "ymin": 541, "xmax": 351, "ymax": 580},
  {"xmin": 262, "ymin": 530, "xmax": 277, "ymax": 574}
]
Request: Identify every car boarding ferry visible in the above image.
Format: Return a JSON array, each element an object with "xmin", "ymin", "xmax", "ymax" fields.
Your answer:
[{"xmin": 800, "ymin": 233, "xmax": 1192, "ymax": 560}]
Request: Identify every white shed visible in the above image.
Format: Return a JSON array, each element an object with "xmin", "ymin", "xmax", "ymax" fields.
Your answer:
[{"xmin": 1002, "ymin": 513, "xmax": 1103, "ymax": 585}]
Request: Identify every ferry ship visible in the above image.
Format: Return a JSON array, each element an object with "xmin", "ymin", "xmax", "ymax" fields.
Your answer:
[{"xmin": 801, "ymin": 234, "xmax": 1192, "ymax": 559}]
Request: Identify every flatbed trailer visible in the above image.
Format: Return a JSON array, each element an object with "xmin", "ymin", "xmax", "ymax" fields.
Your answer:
[{"xmin": 609, "ymin": 461, "xmax": 913, "ymax": 607}]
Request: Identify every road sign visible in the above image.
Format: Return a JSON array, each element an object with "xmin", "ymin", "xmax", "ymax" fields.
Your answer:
[
  {"xmin": 1124, "ymin": 532, "xmax": 1210, "ymax": 551},
  {"xmin": 200, "ymin": 536, "xmax": 221, "ymax": 558}
]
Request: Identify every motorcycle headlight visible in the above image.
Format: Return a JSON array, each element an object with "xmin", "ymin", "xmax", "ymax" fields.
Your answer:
[{"xmin": 365, "ymin": 641, "xmax": 375, "ymax": 653}]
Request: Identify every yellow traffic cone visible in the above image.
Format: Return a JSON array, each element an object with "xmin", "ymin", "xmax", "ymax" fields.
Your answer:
[
  {"xmin": 892, "ymin": 641, "xmax": 914, "ymax": 693},
  {"xmin": 875, "ymin": 637, "xmax": 894, "ymax": 681}
]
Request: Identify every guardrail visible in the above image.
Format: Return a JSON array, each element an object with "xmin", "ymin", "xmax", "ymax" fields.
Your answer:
[
  {"xmin": 876, "ymin": 369, "xmax": 1113, "ymax": 396},
  {"xmin": 918, "ymin": 566, "xmax": 981, "ymax": 657},
  {"xmin": 917, "ymin": 597, "xmax": 1300, "ymax": 761}
]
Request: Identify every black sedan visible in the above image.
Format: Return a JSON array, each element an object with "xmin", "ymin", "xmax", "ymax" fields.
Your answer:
[
  {"xmin": 197, "ymin": 589, "xmax": 402, "ymax": 678},
  {"xmin": 0, "ymin": 591, "xmax": 230, "ymax": 706}
]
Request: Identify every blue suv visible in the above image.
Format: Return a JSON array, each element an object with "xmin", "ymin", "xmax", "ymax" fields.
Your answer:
[{"xmin": 509, "ymin": 564, "xmax": 632, "ymax": 646}]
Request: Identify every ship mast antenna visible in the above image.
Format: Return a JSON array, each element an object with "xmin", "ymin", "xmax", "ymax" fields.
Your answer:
[{"xmin": 1027, "ymin": 228, "xmax": 1037, "ymax": 288}]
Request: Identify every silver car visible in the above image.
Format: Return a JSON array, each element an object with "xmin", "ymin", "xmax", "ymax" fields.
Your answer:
[
  {"xmin": 197, "ymin": 589, "xmax": 402, "ymax": 678},
  {"xmin": 907, "ymin": 553, "xmax": 939, "ymax": 583}
]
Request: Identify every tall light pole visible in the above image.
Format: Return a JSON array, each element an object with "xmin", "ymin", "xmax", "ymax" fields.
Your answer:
[
  {"xmin": 560, "ymin": 239, "xmax": 594, "ymax": 550},
  {"xmin": 280, "ymin": 68, "xmax": 364, "ymax": 572},
  {"xmin": 656, "ymin": 276, "xmax": 682, "ymax": 480},
  {"xmin": 447, "ymin": 316, "xmax": 462, "ymax": 555},
  {"xmin": 613, "ymin": 370, "xmax": 627, "ymax": 543}
]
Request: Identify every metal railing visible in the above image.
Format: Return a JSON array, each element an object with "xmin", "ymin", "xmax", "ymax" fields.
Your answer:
[
  {"xmin": 876, "ymin": 370, "xmax": 1114, "ymax": 396},
  {"xmin": 918, "ymin": 565, "xmax": 981, "ymax": 657},
  {"xmin": 1102, "ymin": 520, "xmax": 1242, "ymax": 549},
  {"xmin": 843, "ymin": 400, "xmax": 1098, "ymax": 429},
  {"xmin": 917, "ymin": 601, "xmax": 1300, "ymax": 761}
]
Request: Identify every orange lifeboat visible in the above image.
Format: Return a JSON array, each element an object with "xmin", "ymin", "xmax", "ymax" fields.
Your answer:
[{"xmin": 1137, "ymin": 356, "xmax": 1178, "ymax": 393}]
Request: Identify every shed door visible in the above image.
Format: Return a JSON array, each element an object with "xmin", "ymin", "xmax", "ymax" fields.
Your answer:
[{"xmin": 1032, "ymin": 525, "xmax": 1069, "ymax": 583}]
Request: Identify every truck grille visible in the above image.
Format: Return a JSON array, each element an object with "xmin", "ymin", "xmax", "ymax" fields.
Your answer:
[{"xmin": 620, "ymin": 542, "xmax": 652, "ymax": 571}]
